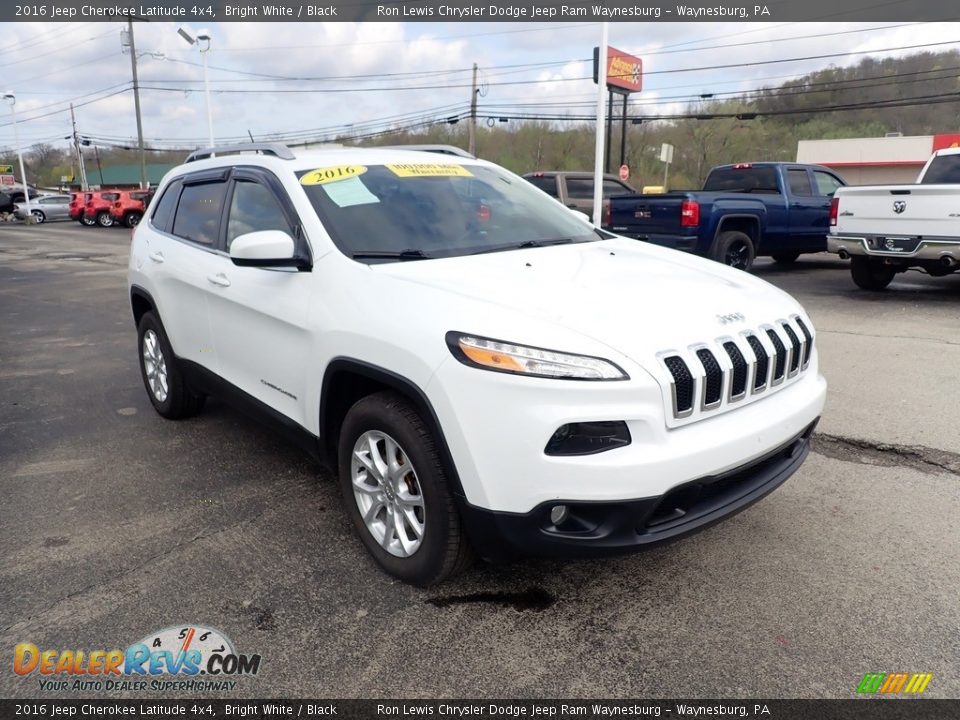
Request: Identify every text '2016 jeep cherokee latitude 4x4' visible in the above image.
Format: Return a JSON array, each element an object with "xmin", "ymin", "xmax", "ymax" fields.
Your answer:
[{"xmin": 128, "ymin": 143, "xmax": 826, "ymax": 586}]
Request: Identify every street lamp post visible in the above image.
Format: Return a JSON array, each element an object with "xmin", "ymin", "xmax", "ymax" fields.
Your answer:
[
  {"xmin": 177, "ymin": 26, "xmax": 214, "ymax": 148},
  {"xmin": 3, "ymin": 91, "xmax": 33, "ymax": 219}
]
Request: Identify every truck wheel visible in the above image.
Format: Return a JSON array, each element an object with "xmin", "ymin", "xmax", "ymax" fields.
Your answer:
[
  {"xmin": 713, "ymin": 231, "xmax": 755, "ymax": 271},
  {"xmin": 338, "ymin": 391, "xmax": 472, "ymax": 587},
  {"xmin": 772, "ymin": 251, "xmax": 800, "ymax": 264},
  {"xmin": 850, "ymin": 256, "xmax": 896, "ymax": 290}
]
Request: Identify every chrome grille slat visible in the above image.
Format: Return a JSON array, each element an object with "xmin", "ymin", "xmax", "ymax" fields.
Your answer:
[{"xmin": 659, "ymin": 320, "xmax": 815, "ymax": 420}]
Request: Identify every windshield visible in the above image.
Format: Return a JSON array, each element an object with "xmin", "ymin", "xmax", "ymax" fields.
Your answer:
[{"xmin": 296, "ymin": 163, "xmax": 598, "ymax": 262}]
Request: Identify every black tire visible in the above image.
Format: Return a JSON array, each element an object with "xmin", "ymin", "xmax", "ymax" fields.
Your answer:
[
  {"xmin": 850, "ymin": 256, "xmax": 896, "ymax": 291},
  {"xmin": 96, "ymin": 211, "xmax": 113, "ymax": 227},
  {"xmin": 80, "ymin": 215, "xmax": 96, "ymax": 227},
  {"xmin": 772, "ymin": 251, "xmax": 800, "ymax": 264},
  {"xmin": 712, "ymin": 230, "xmax": 756, "ymax": 271},
  {"xmin": 338, "ymin": 391, "xmax": 472, "ymax": 586},
  {"xmin": 137, "ymin": 311, "xmax": 205, "ymax": 419},
  {"xmin": 31, "ymin": 210, "xmax": 45, "ymax": 224},
  {"xmin": 125, "ymin": 211, "xmax": 143, "ymax": 228}
]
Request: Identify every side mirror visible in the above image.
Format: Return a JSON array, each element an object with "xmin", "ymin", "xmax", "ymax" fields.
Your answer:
[{"xmin": 229, "ymin": 230, "xmax": 298, "ymax": 268}]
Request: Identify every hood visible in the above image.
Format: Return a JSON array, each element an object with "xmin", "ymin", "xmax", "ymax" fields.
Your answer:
[{"xmin": 372, "ymin": 237, "xmax": 803, "ymax": 363}]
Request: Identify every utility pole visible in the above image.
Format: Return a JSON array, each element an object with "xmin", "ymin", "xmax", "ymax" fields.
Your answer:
[
  {"xmin": 70, "ymin": 103, "xmax": 88, "ymax": 190},
  {"xmin": 126, "ymin": 20, "xmax": 147, "ymax": 189},
  {"xmin": 468, "ymin": 62, "xmax": 478, "ymax": 156}
]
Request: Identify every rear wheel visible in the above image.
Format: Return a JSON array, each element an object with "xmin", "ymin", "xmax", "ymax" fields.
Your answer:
[
  {"xmin": 338, "ymin": 391, "xmax": 472, "ymax": 586},
  {"xmin": 137, "ymin": 311, "xmax": 206, "ymax": 419},
  {"xmin": 772, "ymin": 251, "xmax": 800, "ymax": 264},
  {"xmin": 712, "ymin": 231, "xmax": 756, "ymax": 271},
  {"xmin": 96, "ymin": 211, "xmax": 113, "ymax": 227},
  {"xmin": 124, "ymin": 211, "xmax": 143, "ymax": 228},
  {"xmin": 850, "ymin": 256, "xmax": 896, "ymax": 290}
]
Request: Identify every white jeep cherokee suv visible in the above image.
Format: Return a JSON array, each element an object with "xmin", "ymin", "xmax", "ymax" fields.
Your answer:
[{"xmin": 128, "ymin": 143, "xmax": 826, "ymax": 586}]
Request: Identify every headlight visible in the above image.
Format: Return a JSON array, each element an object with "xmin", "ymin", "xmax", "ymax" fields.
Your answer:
[{"xmin": 446, "ymin": 332, "xmax": 628, "ymax": 380}]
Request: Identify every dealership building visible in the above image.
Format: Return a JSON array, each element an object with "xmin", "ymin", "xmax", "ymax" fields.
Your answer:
[{"xmin": 796, "ymin": 133, "xmax": 960, "ymax": 185}]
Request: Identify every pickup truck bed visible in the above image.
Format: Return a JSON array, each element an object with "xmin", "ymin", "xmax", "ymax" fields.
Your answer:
[{"xmin": 828, "ymin": 148, "xmax": 960, "ymax": 290}]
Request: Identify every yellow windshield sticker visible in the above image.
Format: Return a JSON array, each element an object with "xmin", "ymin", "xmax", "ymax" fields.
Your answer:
[
  {"xmin": 386, "ymin": 163, "xmax": 473, "ymax": 178},
  {"xmin": 300, "ymin": 165, "xmax": 367, "ymax": 186}
]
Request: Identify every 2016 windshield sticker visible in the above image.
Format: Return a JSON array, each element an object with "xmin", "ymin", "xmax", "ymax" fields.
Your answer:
[
  {"xmin": 386, "ymin": 163, "xmax": 473, "ymax": 178},
  {"xmin": 300, "ymin": 165, "xmax": 367, "ymax": 186}
]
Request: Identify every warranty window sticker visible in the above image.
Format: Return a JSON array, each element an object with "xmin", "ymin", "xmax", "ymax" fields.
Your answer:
[{"xmin": 386, "ymin": 163, "xmax": 473, "ymax": 178}]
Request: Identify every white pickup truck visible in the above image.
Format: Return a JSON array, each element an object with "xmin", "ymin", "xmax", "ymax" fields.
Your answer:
[{"xmin": 828, "ymin": 147, "xmax": 960, "ymax": 289}]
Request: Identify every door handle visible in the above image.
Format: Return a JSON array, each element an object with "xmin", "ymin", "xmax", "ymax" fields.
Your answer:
[
  {"xmin": 207, "ymin": 273, "xmax": 231, "ymax": 288},
  {"xmin": 148, "ymin": 251, "xmax": 164, "ymax": 263}
]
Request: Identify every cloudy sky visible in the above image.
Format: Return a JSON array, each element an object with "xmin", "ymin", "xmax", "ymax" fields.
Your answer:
[{"xmin": 0, "ymin": 20, "xmax": 957, "ymax": 154}]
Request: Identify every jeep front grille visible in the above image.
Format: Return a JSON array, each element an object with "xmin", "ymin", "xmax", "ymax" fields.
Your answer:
[{"xmin": 659, "ymin": 316, "xmax": 813, "ymax": 421}]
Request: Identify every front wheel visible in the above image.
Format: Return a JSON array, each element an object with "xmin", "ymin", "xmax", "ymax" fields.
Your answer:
[
  {"xmin": 96, "ymin": 211, "xmax": 113, "ymax": 227},
  {"xmin": 338, "ymin": 391, "xmax": 472, "ymax": 586},
  {"xmin": 712, "ymin": 230, "xmax": 756, "ymax": 271},
  {"xmin": 80, "ymin": 215, "xmax": 96, "ymax": 227},
  {"xmin": 30, "ymin": 209, "xmax": 45, "ymax": 224},
  {"xmin": 850, "ymin": 256, "xmax": 896, "ymax": 290},
  {"xmin": 125, "ymin": 211, "xmax": 143, "ymax": 228}
]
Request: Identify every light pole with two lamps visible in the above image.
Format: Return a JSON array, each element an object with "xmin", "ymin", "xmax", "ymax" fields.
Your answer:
[
  {"xmin": 177, "ymin": 26, "xmax": 215, "ymax": 148},
  {"xmin": 3, "ymin": 91, "xmax": 33, "ymax": 220}
]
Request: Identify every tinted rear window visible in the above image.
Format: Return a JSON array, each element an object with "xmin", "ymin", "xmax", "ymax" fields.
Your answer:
[
  {"xmin": 150, "ymin": 181, "xmax": 182, "ymax": 233},
  {"xmin": 703, "ymin": 167, "xmax": 780, "ymax": 194},
  {"xmin": 920, "ymin": 155, "xmax": 960, "ymax": 184},
  {"xmin": 171, "ymin": 182, "xmax": 226, "ymax": 246}
]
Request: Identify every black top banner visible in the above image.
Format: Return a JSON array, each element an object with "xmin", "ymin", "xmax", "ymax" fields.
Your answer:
[
  {"xmin": 3, "ymin": 0, "xmax": 959, "ymax": 22},
  {"xmin": 1, "ymin": 699, "xmax": 958, "ymax": 720}
]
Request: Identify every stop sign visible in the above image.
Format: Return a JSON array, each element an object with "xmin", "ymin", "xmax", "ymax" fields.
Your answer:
[{"xmin": 619, "ymin": 164, "xmax": 630, "ymax": 181}]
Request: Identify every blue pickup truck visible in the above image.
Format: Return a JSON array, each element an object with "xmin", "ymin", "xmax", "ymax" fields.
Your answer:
[{"xmin": 603, "ymin": 162, "xmax": 847, "ymax": 270}]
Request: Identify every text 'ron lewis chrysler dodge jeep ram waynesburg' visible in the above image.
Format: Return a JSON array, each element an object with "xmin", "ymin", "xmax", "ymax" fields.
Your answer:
[{"xmin": 128, "ymin": 143, "xmax": 826, "ymax": 586}]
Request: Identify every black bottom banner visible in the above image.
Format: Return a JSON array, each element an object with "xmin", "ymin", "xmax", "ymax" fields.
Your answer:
[{"xmin": 1, "ymin": 699, "xmax": 957, "ymax": 720}]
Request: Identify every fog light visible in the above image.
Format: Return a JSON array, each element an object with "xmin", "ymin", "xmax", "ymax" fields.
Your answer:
[
  {"xmin": 544, "ymin": 421, "xmax": 631, "ymax": 456},
  {"xmin": 550, "ymin": 505, "xmax": 569, "ymax": 526}
]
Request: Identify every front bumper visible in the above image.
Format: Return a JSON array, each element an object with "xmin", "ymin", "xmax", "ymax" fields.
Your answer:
[
  {"xmin": 460, "ymin": 418, "xmax": 817, "ymax": 561},
  {"xmin": 829, "ymin": 234, "xmax": 960, "ymax": 262}
]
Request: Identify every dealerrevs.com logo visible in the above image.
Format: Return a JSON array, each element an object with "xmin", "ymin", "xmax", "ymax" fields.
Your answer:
[{"xmin": 14, "ymin": 625, "xmax": 261, "ymax": 693}]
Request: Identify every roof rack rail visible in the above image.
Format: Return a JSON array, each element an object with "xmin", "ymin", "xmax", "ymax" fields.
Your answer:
[
  {"xmin": 378, "ymin": 144, "xmax": 475, "ymax": 159},
  {"xmin": 185, "ymin": 143, "xmax": 295, "ymax": 163}
]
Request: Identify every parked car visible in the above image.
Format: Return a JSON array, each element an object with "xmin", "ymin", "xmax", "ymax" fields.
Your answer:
[
  {"xmin": 15, "ymin": 194, "xmax": 73, "ymax": 223},
  {"xmin": 69, "ymin": 192, "xmax": 88, "ymax": 223},
  {"xmin": 110, "ymin": 190, "xmax": 152, "ymax": 228},
  {"xmin": 828, "ymin": 147, "xmax": 960, "ymax": 290},
  {"xmin": 83, "ymin": 190, "xmax": 121, "ymax": 227},
  {"xmin": 522, "ymin": 171, "xmax": 634, "ymax": 214},
  {"xmin": 0, "ymin": 188, "xmax": 42, "ymax": 216},
  {"xmin": 128, "ymin": 143, "xmax": 826, "ymax": 586},
  {"xmin": 604, "ymin": 163, "xmax": 847, "ymax": 271}
]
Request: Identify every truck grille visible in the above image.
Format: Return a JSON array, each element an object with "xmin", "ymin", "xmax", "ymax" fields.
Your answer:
[{"xmin": 659, "ymin": 316, "xmax": 813, "ymax": 421}]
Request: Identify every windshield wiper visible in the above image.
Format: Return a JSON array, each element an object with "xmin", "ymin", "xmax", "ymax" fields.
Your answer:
[
  {"xmin": 469, "ymin": 238, "xmax": 577, "ymax": 255},
  {"xmin": 351, "ymin": 249, "xmax": 430, "ymax": 261}
]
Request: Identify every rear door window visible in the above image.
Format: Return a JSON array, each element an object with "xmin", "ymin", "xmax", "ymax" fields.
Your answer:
[
  {"xmin": 786, "ymin": 169, "xmax": 813, "ymax": 196},
  {"xmin": 565, "ymin": 178, "xmax": 595, "ymax": 199},
  {"xmin": 172, "ymin": 182, "xmax": 227, "ymax": 247}
]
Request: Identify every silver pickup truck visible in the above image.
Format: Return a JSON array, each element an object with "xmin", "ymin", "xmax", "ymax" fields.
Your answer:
[{"xmin": 828, "ymin": 147, "xmax": 960, "ymax": 290}]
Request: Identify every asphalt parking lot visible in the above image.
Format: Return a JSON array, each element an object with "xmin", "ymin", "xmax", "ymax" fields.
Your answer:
[{"xmin": 1, "ymin": 221, "xmax": 958, "ymax": 699}]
